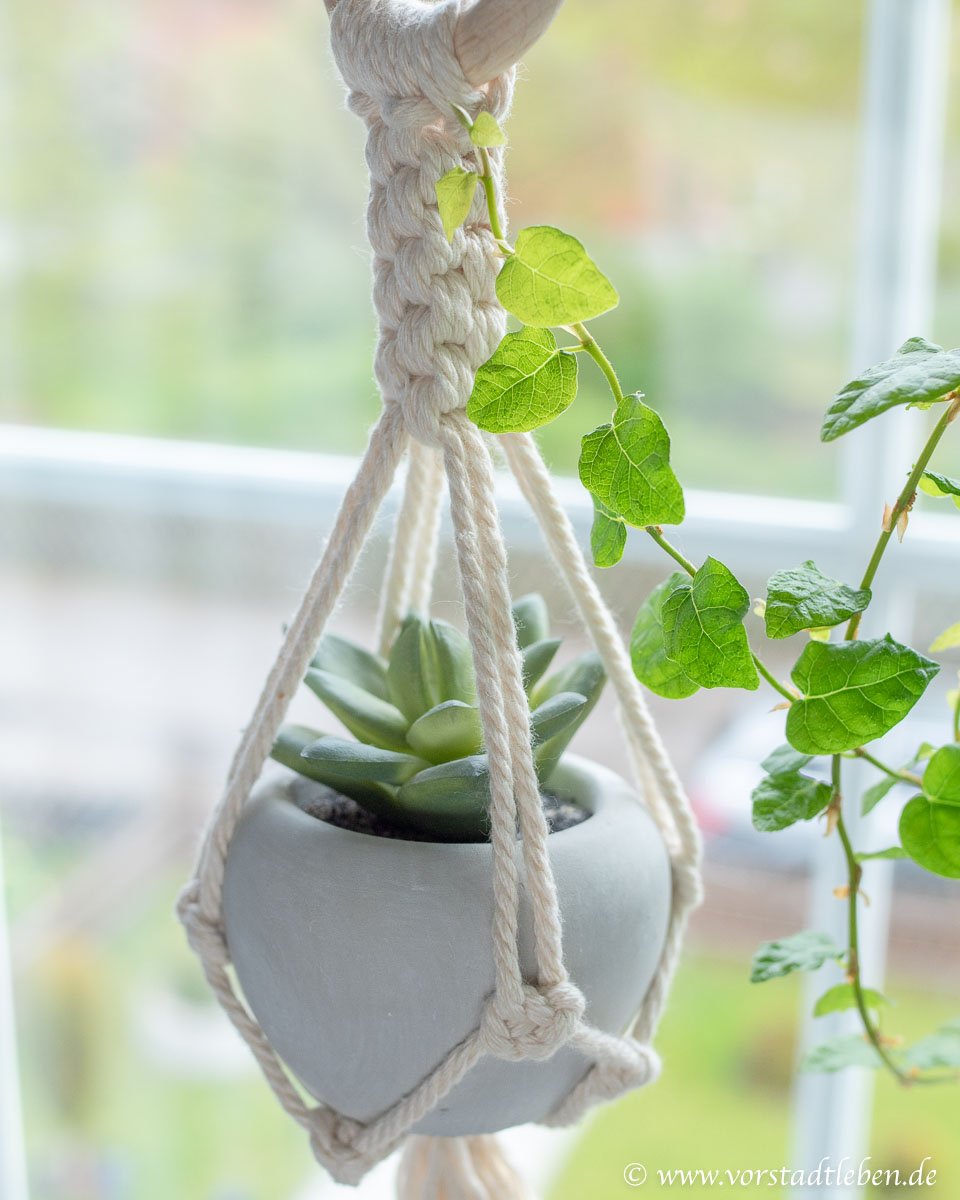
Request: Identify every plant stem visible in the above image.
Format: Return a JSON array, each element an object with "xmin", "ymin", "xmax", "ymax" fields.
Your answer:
[
  {"xmin": 846, "ymin": 399, "xmax": 959, "ymax": 639},
  {"xmin": 832, "ymin": 760, "xmax": 910, "ymax": 1084},
  {"xmin": 476, "ymin": 145, "xmax": 506, "ymax": 245},
  {"xmin": 571, "ymin": 322, "xmax": 624, "ymax": 402},
  {"xmin": 753, "ymin": 655, "xmax": 796, "ymax": 704},
  {"xmin": 644, "ymin": 525, "xmax": 697, "ymax": 575},
  {"xmin": 852, "ymin": 746, "xmax": 922, "ymax": 786}
]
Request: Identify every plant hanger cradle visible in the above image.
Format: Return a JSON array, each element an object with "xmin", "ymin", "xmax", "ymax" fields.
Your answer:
[{"xmin": 178, "ymin": 0, "xmax": 702, "ymax": 1194}]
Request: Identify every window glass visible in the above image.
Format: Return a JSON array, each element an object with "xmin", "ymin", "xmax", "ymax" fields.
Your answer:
[{"xmin": 2, "ymin": 0, "xmax": 863, "ymax": 497}]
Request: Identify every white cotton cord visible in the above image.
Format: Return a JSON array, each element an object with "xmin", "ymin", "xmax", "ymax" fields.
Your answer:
[
  {"xmin": 180, "ymin": 0, "xmax": 701, "ymax": 1191},
  {"xmin": 377, "ymin": 438, "xmax": 443, "ymax": 654},
  {"xmin": 397, "ymin": 1135, "xmax": 537, "ymax": 1200}
]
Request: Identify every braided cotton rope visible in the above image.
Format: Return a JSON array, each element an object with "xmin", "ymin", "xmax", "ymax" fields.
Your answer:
[{"xmin": 179, "ymin": 0, "xmax": 702, "ymax": 1192}]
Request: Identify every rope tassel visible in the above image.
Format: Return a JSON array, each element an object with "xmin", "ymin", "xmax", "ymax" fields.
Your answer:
[{"xmin": 396, "ymin": 1136, "xmax": 536, "ymax": 1200}]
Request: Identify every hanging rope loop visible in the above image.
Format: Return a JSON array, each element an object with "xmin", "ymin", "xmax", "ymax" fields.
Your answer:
[{"xmin": 480, "ymin": 981, "xmax": 586, "ymax": 1062}]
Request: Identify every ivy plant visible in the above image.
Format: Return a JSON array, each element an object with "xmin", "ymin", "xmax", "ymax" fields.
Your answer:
[{"xmin": 445, "ymin": 103, "xmax": 960, "ymax": 1084}]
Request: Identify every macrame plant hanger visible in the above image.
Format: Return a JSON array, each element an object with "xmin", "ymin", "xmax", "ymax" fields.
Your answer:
[{"xmin": 178, "ymin": 1, "xmax": 703, "ymax": 1196}]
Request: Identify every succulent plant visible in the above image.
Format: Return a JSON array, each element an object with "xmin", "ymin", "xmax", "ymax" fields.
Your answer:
[{"xmin": 272, "ymin": 594, "xmax": 606, "ymax": 840}]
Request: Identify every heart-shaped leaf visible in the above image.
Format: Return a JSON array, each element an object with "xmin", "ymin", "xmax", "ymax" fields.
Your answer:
[
  {"xmin": 579, "ymin": 394, "xmax": 685, "ymax": 527},
  {"xmin": 469, "ymin": 111, "xmax": 506, "ymax": 147},
  {"xmin": 590, "ymin": 496, "xmax": 627, "ymax": 568},
  {"xmin": 751, "ymin": 771, "xmax": 831, "ymax": 832},
  {"xmin": 821, "ymin": 337, "xmax": 960, "ymax": 442},
  {"xmin": 801, "ymin": 1036, "xmax": 886, "ymax": 1073},
  {"xmin": 919, "ymin": 470, "xmax": 960, "ymax": 504},
  {"xmin": 930, "ymin": 622, "xmax": 960, "ymax": 652},
  {"xmin": 764, "ymin": 560, "xmax": 871, "ymax": 640},
  {"xmin": 900, "ymin": 744, "xmax": 960, "ymax": 878},
  {"xmin": 786, "ymin": 636, "xmax": 938, "ymax": 754},
  {"xmin": 813, "ymin": 984, "xmax": 890, "ymax": 1017},
  {"xmin": 435, "ymin": 167, "xmax": 479, "ymax": 242},
  {"xmin": 661, "ymin": 557, "xmax": 759, "ymax": 691},
  {"xmin": 750, "ymin": 931, "xmax": 841, "ymax": 983},
  {"xmin": 630, "ymin": 573, "xmax": 700, "ymax": 699},
  {"xmin": 496, "ymin": 225, "xmax": 618, "ymax": 327},
  {"xmin": 467, "ymin": 327, "xmax": 578, "ymax": 432}
]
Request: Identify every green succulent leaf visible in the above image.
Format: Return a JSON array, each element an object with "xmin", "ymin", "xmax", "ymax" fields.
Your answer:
[
  {"xmin": 435, "ymin": 166, "xmax": 479, "ymax": 242},
  {"xmin": 530, "ymin": 690, "xmax": 588, "ymax": 746},
  {"xmin": 785, "ymin": 636, "xmax": 938, "ymax": 755},
  {"xmin": 930, "ymin": 622, "xmax": 960, "ymax": 652},
  {"xmin": 750, "ymin": 931, "xmax": 841, "ymax": 983},
  {"xmin": 661, "ymin": 557, "xmax": 759, "ymax": 691},
  {"xmin": 521, "ymin": 638, "xmax": 562, "ymax": 694},
  {"xmin": 394, "ymin": 754, "xmax": 492, "ymax": 841},
  {"xmin": 270, "ymin": 724, "xmax": 403, "ymax": 819},
  {"xmin": 469, "ymin": 110, "xmax": 506, "ymax": 147},
  {"xmin": 751, "ymin": 771, "xmax": 831, "ymax": 832},
  {"xmin": 300, "ymin": 735, "xmax": 427, "ymax": 784},
  {"xmin": 590, "ymin": 496, "xmax": 627, "ymax": 568},
  {"xmin": 919, "ymin": 470, "xmax": 960, "ymax": 507},
  {"xmin": 311, "ymin": 633, "xmax": 389, "ymax": 701},
  {"xmin": 801, "ymin": 1036, "xmax": 886, "ymax": 1073},
  {"xmin": 813, "ymin": 984, "xmax": 890, "ymax": 1018},
  {"xmin": 764, "ymin": 561, "xmax": 871, "ymax": 640},
  {"xmin": 495, "ymin": 225, "xmax": 619, "ymax": 327},
  {"xmin": 467, "ymin": 327, "xmax": 578, "ymax": 433},
  {"xmin": 630, "ymin": 573, "xmax": 700, "ymax": 699},
  {"xmin": 405, "ymin": 700, "xmax": 483, "ymax": 763},
  {"xmin": 387, "ymin": 613, "xmax": 475, "ymax": 722},
  {"xmin": 761, "ymin": 744, "xmax": 814, "ymax": 776},
  {"xmin": 304, "ymin": 669, "xmax": 410, "ymax": 753},
  {"xmin": 820, "ymin": 337, "xmax": 960, "ymax": 442},
  {"xmin": 512, "ymin": 593, "xmax": 550, "ymax": 649},
  {"xmin": 854, "ymin": 846, "xmax": 908, "ymax": 862},
  {"xmin": 579, "ymin": 394, "xmax": 685, "ymax": 528},
  {"xmin": 899, "ymin": 744, "xmax": 960, "ymax": 878},
  {"xmin": 531, "ymin": 651, "xmax": 606, "ymax": 780}
]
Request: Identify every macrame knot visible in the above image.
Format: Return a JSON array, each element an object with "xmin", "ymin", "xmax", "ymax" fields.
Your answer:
[
  {"xmin": 481, "ymin": 982, "xmax": 586, "ymax": 1062},
  {"xmin": 587, "ymin": 1042, "xmax": 661, "ymax": 1103},
  {"xmin": 308, "ymin": 1111, "xmax": 371, "ymax": 1187},
  {"xmin": 176, "ymin": 880, "xmax": 228, "ymax": 965}
]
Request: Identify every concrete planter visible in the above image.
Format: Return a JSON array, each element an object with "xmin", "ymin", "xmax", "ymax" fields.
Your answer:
[{"xmin": 222, "ymin": 754, "xmax": 671, "ymax": 1136}]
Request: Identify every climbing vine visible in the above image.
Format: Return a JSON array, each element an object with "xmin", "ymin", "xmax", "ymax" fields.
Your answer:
[{"xmin": 439, "ymin": 103, "xmax": 960, "ymax": 1084}]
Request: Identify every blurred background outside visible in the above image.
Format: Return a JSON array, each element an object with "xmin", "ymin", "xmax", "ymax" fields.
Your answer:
[{"xmin": 2, "ymin": 0, "xmax": 960, "ymax": 1197}]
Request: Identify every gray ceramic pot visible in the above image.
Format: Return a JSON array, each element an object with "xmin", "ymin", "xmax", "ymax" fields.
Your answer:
[{"xmin": 222, "ymin": 754, "xmax": 671, "ymax": 1136}]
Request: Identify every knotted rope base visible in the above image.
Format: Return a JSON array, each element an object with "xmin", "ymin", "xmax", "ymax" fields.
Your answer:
[{"xmin": 179, "ymin": 1, "xmax": 702, "ymax": 1194}]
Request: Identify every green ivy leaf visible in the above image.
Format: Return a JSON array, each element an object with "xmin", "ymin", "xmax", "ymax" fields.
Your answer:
[
  {"xmin": 435, "ymin": 166, "xmax": 478, "ymax": 242},
  {"xmin": 900, "ymin": 744, "xmax": 960, "ymax": 879},
  {"xmin": 467, "ymin": 327, "xmax": 578, "ymax": 432},
  {"xmin": 761, "ymin": 744, "xmax": 813, "ymax": 776},
  {"xmin": 764, "ymin": 560, "xmax": 871, "ymax": 640},
  {"xmin": 801, "ymin": 1036, "xmax": 886, "ymax": 1073},
  {"xmin": 661, "ymin": 557, "xmax": 759, "ymax": 691},
  {"xmin": 579, "ymin": 394, "xmax": 685, "ymax": 527},
  {"xmin": 786, "ymin": 636, "xmax": 939, "ymax": 754},
  {"xmin": 919, "ymin": 470, "xmax": 960, "ymax": 505},
  {"xmin": 496, "ymin": 225, "xmax": 619, "ymax": 327},
  {"xmin": 630, "ymin": 573, "xmax": 700, "ymax": 700},
  {"xmin": 813, "ymin": 983, "xmax": 890, "ymax": 1017},
  {"xmin": 469, "ymin": 110, "xmax": 506, "ymax": 147},
  {"xmin": 751, "ymin": 771, "xmax": 831, "ymax": 832},
  {"xmin": 854, "ymin": 846, "xmax": 908, "ymax": 862},
  {"xmin": 861, "ymin": 774, "xmax": 899, "ymax": 816},
  {"xmin": 590, "ymin": 497, "xmax": 627, "ymax": 568},
  {"xmin": 902, "ymin": 1024, "xmax": 960, "ymax": 1070},
  {"xmin": 750, "ymin": 930, "xmax": 841, "ymax": 983},
  {"xmin": 930, "ymin": 622, "xmax": 960, "ymax": 652},
  {"xmin": 820, "ymin": 338, "xmax": 960, "ymax": 442}
]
